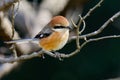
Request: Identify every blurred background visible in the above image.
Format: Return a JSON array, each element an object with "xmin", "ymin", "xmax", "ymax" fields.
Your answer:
[{"xmin": 0, "ymin": 0, "xmax": 120, "ymax": 80}]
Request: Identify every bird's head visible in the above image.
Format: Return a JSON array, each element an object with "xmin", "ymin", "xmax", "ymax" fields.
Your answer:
[{"xmin": 49, "ymin": 16, "xmax": 71, "ymax": 32}]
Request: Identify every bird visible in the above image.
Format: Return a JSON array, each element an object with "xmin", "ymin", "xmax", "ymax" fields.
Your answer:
[{"xmin": 5, "ymin": 16, "xmax": 71, "ymax": 51}]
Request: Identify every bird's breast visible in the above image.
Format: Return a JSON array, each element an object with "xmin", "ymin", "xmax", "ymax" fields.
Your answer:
[{"xmin": 39, "ymin": 30, "xmax": 69, "ymax": 51}]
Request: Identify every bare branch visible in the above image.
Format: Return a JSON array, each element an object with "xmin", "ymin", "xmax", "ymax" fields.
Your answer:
[
  {"xmin": 58, "ymin": 35, "xmax": 120, "ymax": 58},
  {"xmin": 81, "ymin": 11, "xmax": 120, "ymax": 38},
  {"xmin": 1, "ymin": 34, "xmax": 120, "ymax": 63},
  {"xmin": 10, "ymin": 3, "xmax": 18, "ymax": 58},
  {"xmin": 70, "ymin": 11, "xmax": 120, "ymax": 40},
  {"xmin": 0, "ymin": 12, "xmax": 19, "ymax": 40},
  {"xmin": 11, "ymin": 4, "xmax": 15, "ymax": 39},
  {"xmin": 0, "ymin": 0, "xmax": 20, "ymax": 11},
  {"xmin": 61, "ymin": 14, "xmax": 84, "ymax": 58},
  {"xmin": 0, "ymin": 50, "xmax": 43, "ymax": 63},
  {"xmin": 70, "ymin": 18, "xmax": 78, "ymax": 28},
  {"xmin": 80, "ymin": 35, "xmax": 120, "ymax": 50},
  {"xmin": 79, "ymin": 15, "xmax": 86, "ymax": 34},
  {"xmin": 83, "ymin": 0, "xmax": 104, "ymax": 19},
  {"xmin": 1, "ymin": 0, "xmax": 120, "ymax": 63},
  {"xmin": 2, "ymin": 34, "xmax": 120, "ymax": 62},
  {"xmin": 44, "ymin": 36, "xmax": 120, "ymax": 58}
]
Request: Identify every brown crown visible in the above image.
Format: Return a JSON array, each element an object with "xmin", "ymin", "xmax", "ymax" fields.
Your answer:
[{"xmin": 49, "ymin": 16, "xmax": 69, "ymax": 27}]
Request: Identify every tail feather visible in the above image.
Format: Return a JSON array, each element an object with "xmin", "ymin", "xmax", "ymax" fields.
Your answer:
[{"xmin": 4, "ymin": 38, "xmax": 39, "ymax": 44}]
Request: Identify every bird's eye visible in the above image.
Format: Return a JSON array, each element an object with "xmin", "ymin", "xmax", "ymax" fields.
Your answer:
[{"xmin": 54, "ymin": 26, "xmax": 65, "ymax": 29}]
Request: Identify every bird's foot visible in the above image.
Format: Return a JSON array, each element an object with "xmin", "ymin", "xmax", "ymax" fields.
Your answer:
[{"xmin": 52, "ymin": 51, "xmax": 63, "ymax": 61}]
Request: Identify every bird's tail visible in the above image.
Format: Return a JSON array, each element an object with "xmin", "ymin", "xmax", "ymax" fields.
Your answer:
[{"xmin": 4, "ymin": 38, "xmax": 39, "ymax": 44}]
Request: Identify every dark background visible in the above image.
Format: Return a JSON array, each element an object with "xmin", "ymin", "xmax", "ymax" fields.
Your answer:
[{"xmin": 1, "ymin": 0, "xmax": 120, "ymax": 80}]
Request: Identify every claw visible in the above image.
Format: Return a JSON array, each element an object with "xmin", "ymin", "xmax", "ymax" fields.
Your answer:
[
  {"xmin": 39, "ymin": 53, "xmax": 45, "ymax": 59},
  {"xmin": 41, "ymin": 54, "xmax": 45, "ymax": 59},
  {"xmin": 54, "ymin": 52, "xmax": 63, "ymax": 61}
]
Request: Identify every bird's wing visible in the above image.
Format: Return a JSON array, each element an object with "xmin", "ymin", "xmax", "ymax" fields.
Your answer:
[
  {"xmin": 5, "ymin": 24, "xmax": 53, "ymax": 44},
  {"xmin": 34, "ymin": 24, "xmax": 53, "ymax": 39}
]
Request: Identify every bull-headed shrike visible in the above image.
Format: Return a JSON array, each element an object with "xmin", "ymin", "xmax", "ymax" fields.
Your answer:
[{"xmin": 5, "ymin": 16, "xmax": 71, "ymax": 51}]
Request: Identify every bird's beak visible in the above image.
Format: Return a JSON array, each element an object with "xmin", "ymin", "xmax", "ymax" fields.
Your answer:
[{"xmin": 67, "ymin": 26, "xmax": 72, "ymax": 30}]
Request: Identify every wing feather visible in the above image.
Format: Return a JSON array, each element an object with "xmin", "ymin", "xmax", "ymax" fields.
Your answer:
[{"xmin": 34, "ymin": 24, "xmax": 53, "ymax": 39}]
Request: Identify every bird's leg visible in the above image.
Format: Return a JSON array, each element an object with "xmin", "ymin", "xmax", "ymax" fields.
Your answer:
[
  {"xmin": 39, "ymin": 53, "xmax": 45, "ymax": 59},
  {"xmin": 51, "ymin": 51, "xmax": 63, "ymax": 61}
]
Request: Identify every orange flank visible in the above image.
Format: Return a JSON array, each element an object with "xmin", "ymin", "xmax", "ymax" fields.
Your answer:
[{"xmin": 39, "ymin": 30, "xmax": 69, "ymax": 51}]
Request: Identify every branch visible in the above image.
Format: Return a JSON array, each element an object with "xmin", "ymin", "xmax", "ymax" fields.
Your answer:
[
  {"xmin": 80, "ymin": 35, "xmax": 120, "ymax": 49},
  {"xmin": 11, "ymin": 4, "xmax": 15, "ymax": 39},
  {"xmin": 81, "ymin": 11, "xmax": 120, "ymax": 38},
  {"xmin": 2, "ymin": 35, "xmax": 120, "ymax": 62},
  {"xmin": 79, "ymin": 15, "xmax": 86, "ymax": 34},
  {"xmin": 67, "ymin": 14, "xmax": 84, "ymax": 58},
  {"xmin": 70, "ymin": 11, "xmax": 120, "ymax": 40},
  {"xmin": 0, "ymin": 50, "xmax": 43, "ymax": 63},
  {"xmin": 1, "ymin": 35, "xmax": 120, "ymax": 63},
  {"xmin": 0, "ymin": 0, "xmax": 20, "ymax": 11},
  {"xmin": 1, "ymin": 0, "xmax": 120, "ymax": 63},
  {"xmin": 45, "ymin": 35, "xmax": 120, "ymax": 59},
  {"xmin": 83, "ymin": 0, "xmax": 104, "ymax": 19}
]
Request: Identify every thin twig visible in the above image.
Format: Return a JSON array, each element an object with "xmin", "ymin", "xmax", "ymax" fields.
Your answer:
[
  {"xmin": 80, "ymin": 35, "xmax": 120, "ymax": 49},
  {"xmin": 43, "ymin": 35, "xmax": 120, "ymax": 58},
  {"xmin": 76, "ymin": 23, "xmax": 81, "ymax": 49},
  {"xmin": 81, "ymin": 11, "xmax": 120, "ymax": 38},
  {"xmin": 83, "ymin": 0, "xmax": 104, "ymax": 19},
  {"xmin": 76, "ymin": 14, "xmax": 84, "ymax": 48},
  {"xmin": 60, "ymin": 49, "xmax": 81, "ymax": 58},
  {"xmin": 70, "ymin": 11, "xmax": 120, "ymax": 40},
  {"xmin": 10, "ymin": 3, "xmax": 18, "ymax": 58},
  {"xmin": 60, "ymin": 35, "xmax": 120, "ymax": 58},
  {"xmin": 11, "ymin": 4, "xmax": 15, "ymax": 39},
  {"xmin": 62, "ymin": 15, "xmax": 84, "ymax": 58},
  {"xmin": 79, "ymin": 15, "xmax": 86, "ymax": 34},
  {"xmin": 70, "ymin": 18, "xmax": 78, "ymax": 28}
]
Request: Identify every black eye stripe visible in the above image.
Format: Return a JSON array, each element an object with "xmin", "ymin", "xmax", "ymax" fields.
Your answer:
[
  {"xmin": 54, "ymin": 26, "xmax": 65, "ymax": 29},
  {"xmin": 54, "ymin": 26, "xmax": 70, "ymax": 29}
]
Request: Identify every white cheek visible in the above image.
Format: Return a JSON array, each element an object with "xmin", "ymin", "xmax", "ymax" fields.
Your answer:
[{"xmin": 53, "ymin": 28, "xmax": 69, "ymax": 32}]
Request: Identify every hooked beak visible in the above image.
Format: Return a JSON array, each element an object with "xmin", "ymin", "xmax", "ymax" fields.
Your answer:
[{"xmin": 66, "ymin": 26, "xmax": 72, "ymax": 30}]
